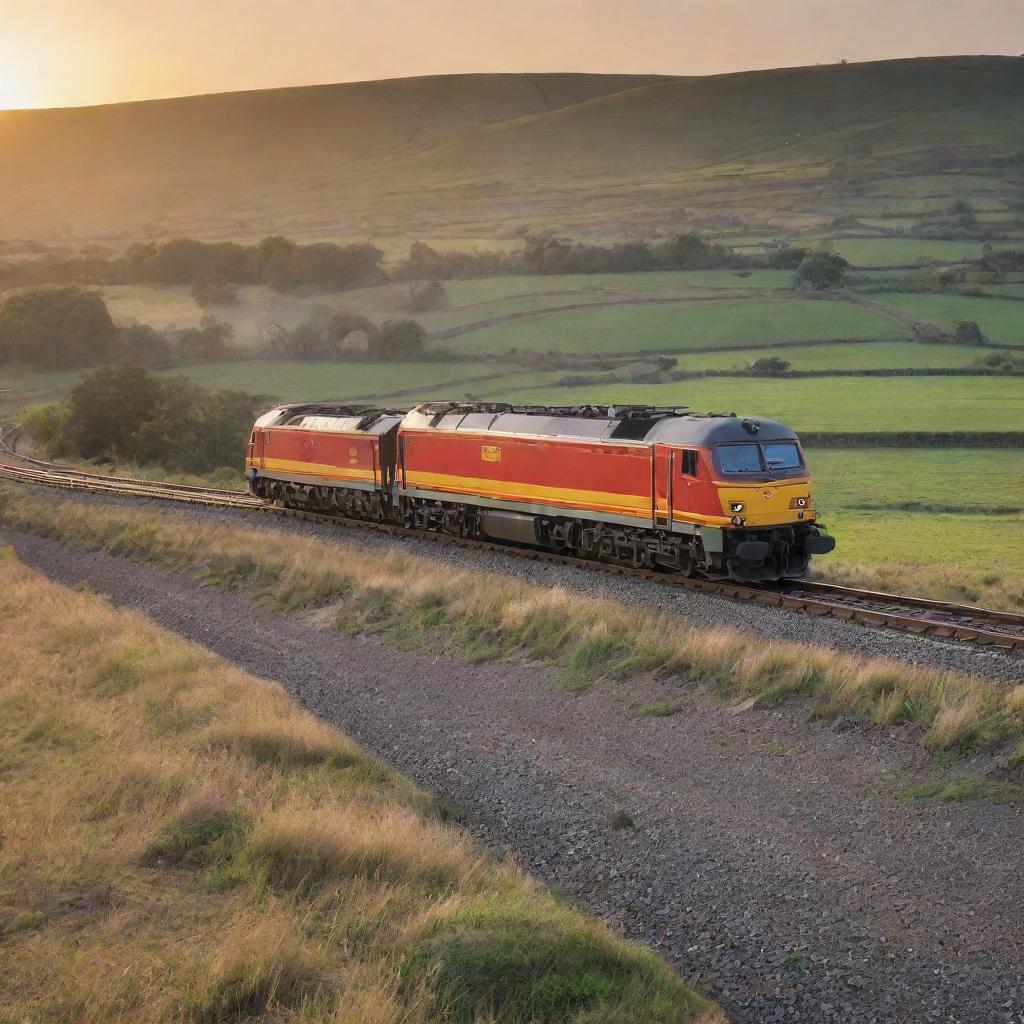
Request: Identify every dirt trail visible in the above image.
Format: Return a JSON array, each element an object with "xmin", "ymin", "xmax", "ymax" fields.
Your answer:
[{"xmin": 5, "ymin": 531, "xmax": 1023, "ymax": 1024}]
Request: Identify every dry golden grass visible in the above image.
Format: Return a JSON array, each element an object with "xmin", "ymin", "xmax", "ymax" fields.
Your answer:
[
  {"xmin": 2, "ymin": 485, "xmax": 1020, "ymax": 757},
  {"xmin": 0, "ymin": 546, "xmax": 721, "ymax": 1024}
]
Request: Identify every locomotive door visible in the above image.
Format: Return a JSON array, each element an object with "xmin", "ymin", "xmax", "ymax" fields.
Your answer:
[
  {"xmin": 254, "ymin": 429, "xmax": 267, "ymax": 469},
  {"xmin": 653, "ymin": 445, "xmax": 675, "ymax": 527}
]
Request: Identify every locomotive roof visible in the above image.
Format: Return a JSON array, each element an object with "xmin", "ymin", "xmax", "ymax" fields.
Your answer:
[
  {"xmin": 256, "ymin": 403, "xmax": 404, "ymax": 435},
  {"xmin": 404, "ymin": 402, "xmax": 799, "ymax": 445}
]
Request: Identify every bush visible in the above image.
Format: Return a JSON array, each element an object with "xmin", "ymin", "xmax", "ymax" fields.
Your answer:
[
  {"xmin": 952, "ymin": 320, "xmax": 986, "ymax": 345},
  {"xmin": 398, "ymin": 280, "xmax": 447, "ymax": 312},
  {"xmin": 18, "ymin": 402, "xmax": 70, "ymax": 451},
  {"xmin": 749, "ymin": 356, "xmax": 791, "ymax": 375},
  {"xmin": 370, "ymin": 319, "xmax": 427, "ymax": 360}
]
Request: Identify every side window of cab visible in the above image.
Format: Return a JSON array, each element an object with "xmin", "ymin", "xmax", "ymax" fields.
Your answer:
[{"xmin": 680, "ymin": 450, "xmax": 698, "ymax": 477}]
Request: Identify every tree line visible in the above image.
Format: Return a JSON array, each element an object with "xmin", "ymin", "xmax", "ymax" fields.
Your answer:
[
  {"xmin": 0, "ymin": 230, "xmax": 821, "ymax": 297},
  {"xmin": 0, "ymin": 236, "xmax": 385, "ymax": 295}
]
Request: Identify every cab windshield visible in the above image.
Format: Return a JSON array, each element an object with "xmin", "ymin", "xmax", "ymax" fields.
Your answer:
[
  {"xmin": 717, "ymin": 443, "xmax": 762, "ymax": 474},
  {"xmin": 715, "ymin": 441, "xmax": 804, "ymax": 478}
]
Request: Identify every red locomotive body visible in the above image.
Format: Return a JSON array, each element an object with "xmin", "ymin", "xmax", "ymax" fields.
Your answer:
[{"xmin": 247, "ymin": 402, "xmax": 834, "ymax": 582}]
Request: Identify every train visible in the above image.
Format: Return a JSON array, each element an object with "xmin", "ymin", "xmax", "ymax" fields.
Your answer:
[{"xmin": 246, "ymin": 402, "xmax": 835, "ymax": 583}]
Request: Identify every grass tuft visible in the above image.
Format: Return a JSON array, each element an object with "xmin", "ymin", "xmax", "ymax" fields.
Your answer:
[
  {"xmin": 401, "ymin": 893, "xmax": 720, "ymax": 1024},
  {"xmin": 185, "ymin": 914, "xmax": 322, "ymax": 1023},
  {"xmin": 638, "ymin": 699, "xmax": 684, "ymax": 718}
]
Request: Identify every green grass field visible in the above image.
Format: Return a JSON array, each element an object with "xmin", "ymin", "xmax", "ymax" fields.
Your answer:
[
  {"xmin": 668, "ymin": 341, "xmax": 990, "ymax": 371},
  {"xmin": 437, "ymin": 270, "xmax": 795, "ymax": 303},
  {"xmin": 493, "ymin": 376, "xmax": 1024, "ymax": 432},
  {"xmin": 0, "ymin": 361, "xmax": 556, "ymax": 412},
  {"xmin": 808, "ymin": 449, "xmax": 1024, "ymax": 603},
  {"xmin": 441, "ymin": 297, "xmax": 900, "ymax": 355},
  {"xmin": 876, "ymin": 294, "xmax": 1024, "ymax": 345},
  {"xmin": 827, "ymin": 238, "xmax": 992, "ymax": 267}
]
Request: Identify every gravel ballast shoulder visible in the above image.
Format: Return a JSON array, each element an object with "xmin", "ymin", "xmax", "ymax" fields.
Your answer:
[{"xmin": 5, "ymin": 527, "xmax": 1023, "ymax": 1024}]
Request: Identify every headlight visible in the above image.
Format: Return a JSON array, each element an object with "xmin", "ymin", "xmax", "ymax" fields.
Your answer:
[
  {"xmin": 790, "ymin": 497, "xmax": 809, "ymax": 508},
  {"xmin": 730, "ymin": 502, "xmax": 745, "ymax": 513}
]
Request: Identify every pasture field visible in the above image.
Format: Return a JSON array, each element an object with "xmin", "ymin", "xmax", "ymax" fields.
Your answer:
[
  {"xmin": 808, "ymin": 449, "xmax": 1024, "ymax": 605},
  {"xmin": 150, "ymin": 360, "xmax": 549, "ymax": 403},
  {"xmin": 826, "ymin": 238, "xmax": 993, "ymax": 267},
  {"xmin": 435, "ymin": 270, "xmax": 796, "ymax": 303},
  {"xmin": 0, "ymin": 548, "xmax": 718, "ymax": 1024},
  {"xmin": 440, "ymin": 297, "xmax": 901, "ymax": 355},
  {"xmin": 877, "ymin": 294, "xmax": 1024, "ymax": 345},
  {"xmin": 0, "ymin": 366, "xmax": 90, "ymax": 408},
  {"xmin": 493, "ymin": 376, "xmax": 1024, "ymax": 433},
  {"xmin": 667, "ymin": 341, "xmax": 992, "ymax": 371},
  {"xmin": 0, "ymin": 362, "xmax": 557, "ymax": 413},
  {"xmin": 101, "ymin": 284, "xmax": 204, "ymax": 328},
  {"xmin": 981, "ymin": 283, "xmax": 1024, "ymax": 300}
]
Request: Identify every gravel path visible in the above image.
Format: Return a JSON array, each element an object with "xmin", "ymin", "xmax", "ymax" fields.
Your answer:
[
  {"xmin": 5, "ymin": 528, "xmax": 1023, "ymax": 1024},
  {"xmin": 18, "ymin": 487, "xmax": 1023, "ymax": 684}
]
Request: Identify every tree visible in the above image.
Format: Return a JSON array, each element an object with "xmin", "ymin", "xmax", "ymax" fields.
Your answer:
[
  {"xmin": 57, "ymin": 363, "xmax": 160, "ymax": 459},
  {"xmin": 793, "ymin": 252, "xmax": 849, "ymax": 290},
  {"xmin": 767, "ymin": 246, "xmax": 809, "ymax": 270},
  {"xmin": 175, "ymin": 318, "xmax": 235, "ymax": 362},
  {"xmin": 132, "ymin": 376, "xmax": 260, "ymax": 472},
  {"xmin": 0, "ymin": 286, "xmax": 115, "ymax": 368},
  {"xmin": 108, "ymin": 323, "xmax": 173, "ymax": 366},
  {"xmin": 663, "ymin": 232, "xmax": 730, "ymax": 271},
  {"xmin": 370, "ymin": 319, "xmax": 426, "ymax": 360}
]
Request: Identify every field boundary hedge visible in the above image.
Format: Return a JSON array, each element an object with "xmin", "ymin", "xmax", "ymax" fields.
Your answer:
[{"xmin": 801, "ymin": 431, "xmax": 1024, "ymax": 448}]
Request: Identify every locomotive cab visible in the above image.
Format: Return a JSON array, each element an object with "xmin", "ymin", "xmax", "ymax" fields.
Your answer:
[
  {"xmin": 708, "ymin": 435, "xmax": 834, "ymax": 581},
  {"xmin": 647, "ymin": 414, "xmax": 835, "ymax": 582}
]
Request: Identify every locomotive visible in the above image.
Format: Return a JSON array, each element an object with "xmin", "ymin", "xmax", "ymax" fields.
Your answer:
[{"xmin": 246, "ymin": 402, "xmax": 835, "ymax": 583}]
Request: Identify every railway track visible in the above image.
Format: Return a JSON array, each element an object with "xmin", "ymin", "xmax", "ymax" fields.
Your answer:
[{"xmin": 1, "ymin": 428, "xmax": 1022, "ymax": 653}]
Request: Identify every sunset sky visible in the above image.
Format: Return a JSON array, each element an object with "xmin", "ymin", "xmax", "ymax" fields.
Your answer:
[{"xmin": 0, "ymin": 0, "xmax": 1021, "ymax": 110}]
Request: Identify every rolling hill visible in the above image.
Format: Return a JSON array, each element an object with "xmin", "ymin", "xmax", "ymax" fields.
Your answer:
[{"xmin": 0, "ymin": 57, "xmax": 1021, "ymax": 245}]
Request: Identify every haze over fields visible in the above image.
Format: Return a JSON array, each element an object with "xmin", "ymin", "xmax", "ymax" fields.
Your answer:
[{"xmin": 2, "ymin": 56, "xmax": 1022, "ymax": 243}]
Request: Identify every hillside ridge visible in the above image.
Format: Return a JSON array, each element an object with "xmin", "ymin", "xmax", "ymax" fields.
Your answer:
[{"xmin": 1, "ymin": 55, "xmax": 1020, "ymax": 243}]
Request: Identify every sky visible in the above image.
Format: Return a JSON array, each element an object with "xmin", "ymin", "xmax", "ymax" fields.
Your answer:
[{"xmin": 0, "ymin": 0, "xmax": 1021, "ymax": 110}]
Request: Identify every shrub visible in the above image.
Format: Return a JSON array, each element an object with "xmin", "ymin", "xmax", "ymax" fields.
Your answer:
[
  {"xmin": 749, "ymin": 356, "xmax": 791, "ymax": 375},
  {"xmin": 370, "ymin": 319, "xmax": 427, "ymax": 360},
  {"xmin": 952, "ymin": 320, "xmax": 986, "ymax": 345}
]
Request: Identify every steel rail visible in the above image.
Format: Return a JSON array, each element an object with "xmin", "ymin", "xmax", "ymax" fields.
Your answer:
[{"xmin": 0, "ymin": 435, "xmax": 1021, "ymax": 653}]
